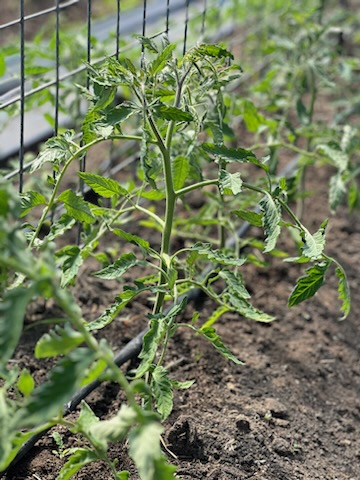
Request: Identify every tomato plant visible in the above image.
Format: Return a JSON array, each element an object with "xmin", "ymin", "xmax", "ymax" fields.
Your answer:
[{"xmin": 0, "ymin": 34, "xmax": 352, "ymax": 480}]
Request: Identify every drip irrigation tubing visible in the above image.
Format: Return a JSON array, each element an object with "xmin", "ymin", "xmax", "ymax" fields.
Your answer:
[{"xmin": 2, "ymin": 154, "xmax": 300, "ymax": 476}]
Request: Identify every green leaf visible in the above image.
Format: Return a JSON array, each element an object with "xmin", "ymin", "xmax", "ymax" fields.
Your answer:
[
  {"xmin": 89, "ymin": 404, "xmax": 138, "ymax": 451},
  {"xmin": 17, "ymin": 369, "xmax": 35, "ymax": 397},
  {"xmin": 184, "ymin": 44, "xmax": 234, "ymax": 62},
  {"xmin": 219, "ymin": 270, "xmax": 250, "ymax": 299},
  {"xmin": 18, "ymin": 348, "xmax": 95, "ymax": 428},
  {"xmin": 232, "ymin": 209, "xmax": 263, "ymax": 227},
  {"xmin": 134, "ymin": 35, "xmax": 158, "ymax": 53},
  {"xmin": 202, "ymin": 143, "xmax": 257, "ymax": 163},
  {"xmin": 128, "ymin": 422, "xmax": 176, "ymax": 480},
  {"xmin": 227, "ymin": 292, "xmax": 275, "ymax": 322},
  {"xmin": 93, "ymin": 252, "xmax": 139, "ymax": 280},
  {"xmin": 201, "ymin": 305, "xmax": 230, "ymax": 330},
  {"xmin": 191, "ymin": 243, "xmax": 246, "ymax": 266},
  {"xmin": 48, "ymin": 214, "xmax": 76, "ymax": 241},
  {"xmin": 135, "ymin": 316, "xmax": 166, "ymax": 378},
  {"xmin": 56, "ymin": 448, "xmax": 98, "ymax": 480},
  {"xmin": 288, "ymin": 262, "xmax": 330, "ymax": 307},
  {"xmin": 154, "ymin": 104, "xmax": 193, "ymax": 122},
  {"xmin": 317, "ymin": 144, "xmax": 348, "ymax": 172},
  {"xmin": 219, "ymin": 170, "xmax": 242, "ymax": 195},
  {"xmin": 94, "ymin": 86, "xmax": 117, "ymax": 110},
  {"xmin": 30, "ymin": 131, "xmax": 75, "ymax": 173},
  {"xmin": 149, "ymin": 44, "xmax": 176, "ymax": 76},
  {"xmin": 56, "ymin": 246, "xmax": 84, "ymax": 287},
  {"xmin": 112, "ymin": 228, "xmax": 150, "ymax": 251},
  {"xmin": 335, "ymin": 266, "xmax": 351, "ymax": 320},
  {"xmin": 302, "ymin": 221, "xmax": 327, "ymax": 260},
  {"xmin": 242, "ymin": 100, "xmax": 265, "ymax": 132},
  {"xmin": 20, "ymin": 191, "xmax": 47, "ymax": 217},
  {"xmin": 0, "ymin": 53, "xmax": 5, "ymax": 76},
  {"xmin": 199, "ymin": 327, "xmax": 243, "ymax": 365},
  {"xmin": 116, "ymin": 472, "xmax": 130, "ymax": 480},
  {"xmin": 329, "ymin": 173, "xmax": 346, "ymax": 212},
  {"xmin": 151, "ymin": 366, "xmax": 173, "ymax": 420},
  {"xmin": 0, "ymin": 287, "xmax": 34, "ymax": 369},
  {"xmin": 171, "ymin": 379, "xmax": 195, "ymax": 390},
  {"xmin": 87, "ymin": 285, "xmax": 149, "ymax": 331},
  {"xmin": 106, "ymin": 105, "xmax": 135, "ymax": 126},
  {"xmin": 58, "ymin": 190, "xmax": 95, "ymax": 224},
  {"xmin": 35, "ymin": 324, "xmax": 84, "ymax": 358},
  {"xmin": 173, "ymin": 156, "xmax": 190, "ymax": 191},
  {"xmin": 259, "ymin": 193, "xmax": 281, "ymax": 252},
  {"xmin": 78, "ymin": 172, "xmax": 128, "ymax": 198}
]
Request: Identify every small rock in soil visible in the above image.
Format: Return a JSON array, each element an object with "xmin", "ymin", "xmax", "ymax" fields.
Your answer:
[
  {"xmin": 263, "ymin": 397, "xmax": 289, "ymax": 419},
  {"xmin": 270, "ymin": 437, "xmax": 293, "ymax": 457}
]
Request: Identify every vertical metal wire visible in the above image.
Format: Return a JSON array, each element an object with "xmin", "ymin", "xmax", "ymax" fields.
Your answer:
[
  {"xmin": 166, "ymin": 0, "xmax": 170, "ymax": 36},
  {"xmin": 201, "ymin": 0, "xmax": 208, "ymax": 38},
  {"xmin": 19, "ymin": 0, "xmax": 25, "ymax": 193},
  {"xmin": 80, "ymin": 0, "xmax": 92, "ymax": 182},
  {"xmin": 141, "ymin": 0, "xmax": 147, "ymax": 65},
  {"xmin": 116, "ymin": 0, "xmax": 121, "ymax": 60},
  {"xmin": 54, "ymin": 0, "xmax": 60, "ymax": 137},
  {"xmin": 183, "ymin": 0, "xmax": 190, "ymax": 56}
]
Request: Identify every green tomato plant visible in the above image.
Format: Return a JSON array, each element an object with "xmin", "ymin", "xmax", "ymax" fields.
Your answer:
[{"xmin": 0, "ymin": 37, "xmax": 351, "ymax": 479}]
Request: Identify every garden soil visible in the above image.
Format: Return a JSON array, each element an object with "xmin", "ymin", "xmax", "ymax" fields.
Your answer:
[{"xmin": 4, "ymin": 164, "xmax": 360, "ymax": 480}]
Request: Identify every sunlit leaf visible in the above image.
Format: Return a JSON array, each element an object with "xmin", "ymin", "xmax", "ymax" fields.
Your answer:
[
  {"xmin": 219, "ymin": 170, "xmax": 242, "ymax": 195},
  {"xmin": 151, "ymin": 366, "xmax": 173, "ymax": 420},
  {"xmin": 17, "ymin": 369, "xmax": 35, "ymax": 398},
  {"xmin": 18, "ymin": 348, "xmax": 95, "ymax": 428},
  {"xmin": 259, "ymin": 193, "xmax": 281, "ymax": 252},
  {"xmin": 302, "ymin": 220, "xmax": 327, "ymax": 260},
  {"xmin": 35, "ymin": 324, "xmax": 84, "ymax": 358},
  {"xmin": 329, "ymin": 173, "xmax": 346, "ymax": 212},
  {"xmin": 201, "ymin": 305, "xmax": 230, "ymax": 330},
  {"xmin": 56, "ymin": 448, "xmax": 98, "ymax": 480}
]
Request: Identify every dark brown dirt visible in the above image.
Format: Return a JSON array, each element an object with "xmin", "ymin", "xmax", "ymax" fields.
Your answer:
[{"xmin": 4, "ymin": 163, "xmax": 360, "ymax": 480}]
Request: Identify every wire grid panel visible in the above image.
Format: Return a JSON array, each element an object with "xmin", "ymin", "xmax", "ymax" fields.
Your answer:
[{"xmin": 0, "ymin": 0, "xmax": 225, "ymax": 191}]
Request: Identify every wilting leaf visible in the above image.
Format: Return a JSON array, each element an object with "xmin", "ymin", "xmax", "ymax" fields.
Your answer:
[{"xmin": 335, "ymin": 266, "xmax": 351, "ymax": 320}]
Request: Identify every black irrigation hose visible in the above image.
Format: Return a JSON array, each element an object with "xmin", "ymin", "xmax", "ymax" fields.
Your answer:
[{"xmin": 2, "ymin": 155, "xmax": 300, "ymax": 476}]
